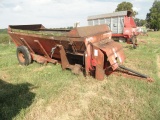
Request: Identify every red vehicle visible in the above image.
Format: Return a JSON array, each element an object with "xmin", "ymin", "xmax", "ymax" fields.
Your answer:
[
  {"xmin": 88, "ymin": 11, "xmax": 138, "ymax": 48},
  {"xmin": 8, "ymin": 24, "xmax": 125, "ymax": 80}
]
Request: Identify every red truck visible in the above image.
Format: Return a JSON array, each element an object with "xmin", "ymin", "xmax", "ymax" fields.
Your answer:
[{"xmin": 88, "ymin": 11, "xmax": 138, "ymax": 48}]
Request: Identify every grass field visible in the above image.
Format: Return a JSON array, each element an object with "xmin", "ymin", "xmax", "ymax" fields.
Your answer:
[
  {"xmin": 0, "ymin": 31, "xmax": 160, "ymax": 120},
  {"xmin": 0, "ymin": 29, "xmax": 10, "ymax": 44}
]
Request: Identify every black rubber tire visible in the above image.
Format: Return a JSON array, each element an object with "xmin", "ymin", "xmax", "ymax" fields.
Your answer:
[{"xmin": 16, "ymin": 46, "xmax": 31, "ymax": 65}]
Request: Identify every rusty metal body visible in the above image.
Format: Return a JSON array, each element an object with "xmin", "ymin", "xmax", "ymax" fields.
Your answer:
[{"xmin": 8, "ymin": 24, "xmax": 125, "ymax": 80}]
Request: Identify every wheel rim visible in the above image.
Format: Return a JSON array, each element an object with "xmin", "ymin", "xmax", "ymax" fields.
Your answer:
[{"xmin": 18, "ymin": 52, "xmax": 25, "ymax": 63}]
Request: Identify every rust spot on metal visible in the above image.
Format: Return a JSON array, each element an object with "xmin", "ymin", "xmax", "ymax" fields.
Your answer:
[{"xmin": 18, "ymin": 52, "xmax": 25, "ymax": 63}]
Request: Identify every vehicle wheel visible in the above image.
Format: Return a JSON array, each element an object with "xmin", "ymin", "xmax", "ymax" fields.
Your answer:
[
  {"xmin": 132, "ymin": 36, "xmax": 137, "ymax": 49},
  {"xmin": 16, "ymin": 46, "xmax": 32, "ymax": 65}
]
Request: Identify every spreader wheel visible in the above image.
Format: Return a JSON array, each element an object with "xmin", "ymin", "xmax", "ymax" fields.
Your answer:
[{"xmin": 16, "ymin": 46, "xmax": 31, "ymax": 65}]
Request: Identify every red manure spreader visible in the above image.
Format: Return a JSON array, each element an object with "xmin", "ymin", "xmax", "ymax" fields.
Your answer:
[{"xmin": 8, "ymin": 24, "xmax": 150, "ymax": 81}]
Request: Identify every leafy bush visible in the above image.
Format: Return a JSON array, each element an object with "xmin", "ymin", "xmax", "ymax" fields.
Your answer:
[
  {"xmin": 0, "ymin": 34, "xmax": 10, "ymax": 44},
  {"xmin": 0, "ymin": 29, "xmax": 10, "ymax": 44}
]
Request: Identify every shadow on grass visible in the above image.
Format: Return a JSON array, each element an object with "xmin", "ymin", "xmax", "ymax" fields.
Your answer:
[{"xmin": 0, "ymin": 79, "xmax": 35, "ymax": 120}]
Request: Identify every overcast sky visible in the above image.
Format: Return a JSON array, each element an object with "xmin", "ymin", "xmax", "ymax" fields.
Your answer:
[{"xmin": 0, "ymin": 0, "xmax": 154, "ymax": 28}]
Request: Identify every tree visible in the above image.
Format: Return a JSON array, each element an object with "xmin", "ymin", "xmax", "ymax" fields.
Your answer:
[
  {"xmin": 115, "ymin": 1, "xmax": 138, "ymax": 17},
  {"xmin": 146, "ymin": 0, "xmax": 160, "ymax": 30},
  {"xmin": 134, "ymin": 18, "xmax": 147, "ymax": 26}
]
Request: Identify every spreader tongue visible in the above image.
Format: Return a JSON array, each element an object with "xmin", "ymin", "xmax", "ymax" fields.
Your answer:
[{"xmin": 118, "ymin": 65, "xmax": 153, "ymax": 82}]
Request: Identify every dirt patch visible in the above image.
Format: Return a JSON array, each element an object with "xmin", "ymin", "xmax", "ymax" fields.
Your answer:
[
  {"xmin": 33, "ymin": 65, "xmax": 52, "ymax": 72},
  {"xmin": 0, "ymin": 71, "xmax": 10, "ymax": 81}
]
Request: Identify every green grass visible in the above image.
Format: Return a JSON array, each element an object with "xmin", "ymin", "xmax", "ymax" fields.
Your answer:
[
  {"xmin": 0, "ymin": 32, "xmax": 160, "ymax": 120},
  {"xmin": 0, "ymin": 29, "xmax": 7, "ymax": 34},
  {"xmin": 0, "ymin": 29, "xmax": 10, "ymax": 44},
  {"xmin": 0, "ymin": 45, "xmax": 78, "ymax": 120}
]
